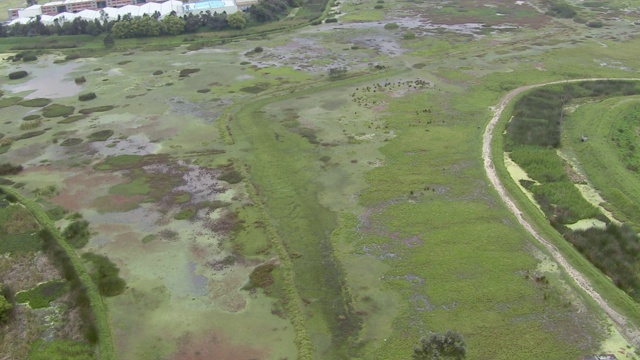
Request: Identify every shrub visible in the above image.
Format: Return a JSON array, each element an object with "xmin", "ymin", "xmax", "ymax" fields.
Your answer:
[
  {"xmin": 78, "ymin": 92, "xmax": 96, "ymax": 101},
  {"xmin": 403, "ymin": 32, "xmax": 416, "ymax": 40},
  {"xmin": 218, "ymin": 170, "xmax": 243, "ymax": 184},
  {"xmin": 74, "ymin": 76, "xmax": 86, "ymax": 84},
  {"xmin": 65, "ymin": 54, "xmax": 80, "ymax": 61},
  {"xmin": 19, "ymin": 120, "xmax": 42, "ymax": 130},
  {"xmin": 62, "ymin": 220, "xmax": 90, "ymax": 248},
  {"xmin": 179, "ymin": 68, "xmax": 200, "ymax": 77},
  {"xmin": 325, "ymin": 18, "xmax": 338, "ymax": 23},
  {"xmin": 246, "ymin": 263, "xmax": 275, "ymax": 289},
  {"xmin": 22, "ymin": 53, "xmax": 37, "ymax": 62},
  {"xmin": 587, "ymin": 20, "xmax": 603, "ymax": 28},
  {"xmin": 0, "ymin": 163, "xmax": 22, "ymax": 176},
  {"xmin": 88, "ymin": 130, "xmax": 114, "ymax": 142},
  {"xmin": 374, "ymin": 4, "xmax": 383, "ymax": 9},
  {"xmin": 8, "ymin": 71, "xmax": 28, "ymax": 80},
  {"xmin": 81, "ymin": 252, "xmax": 126, "ymax": 297},
  {"xmin": 254, "ymin": 46, "xmax": 264, "ymax": 53},
  {"xmin": 547, "ymin": 2, "xmax": 576, "ymax": 18},
  {"xmin": 384, "ymin": 22, "xmax": 399, "ymax": 30},
  {"xmin": 152, "ymin": 70, "xmax": 163, "ymax": 75}
]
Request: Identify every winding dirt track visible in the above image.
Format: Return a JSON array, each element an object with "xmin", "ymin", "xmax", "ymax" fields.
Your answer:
[{"xmin": 482, "ymin": 78, "xmax": 640, "ymax": 346}]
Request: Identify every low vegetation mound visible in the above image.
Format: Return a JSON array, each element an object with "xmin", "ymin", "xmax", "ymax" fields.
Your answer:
[
  {"xmin": 42, "ymin": 104, "xmax": 75, "ymax": 118},
  {"xmin": 384, "ymin": 23, "xmax": 400, "ymax": 30},
  {"xmin": 179, "ymin": 68, "xmax": 200, "ymax": 77},
  {"xmin": 88, "ymin": 130, "xmax": 114, "ymax": 142},
  {"xmin": 22, "ymin": 115, "xmax": 41, "ymax": 121},
  {"xmin": 17, "ymin": 130, "xmax": 46, "ymax": 140},
  {"xmin": 18, "ymin": 98, "xmax": 51, "ymax": 107},
  {"xmin": 218, "ymin": 170, "xmax": 243, "ymax": 184},
  {"xmin": 78, "ymin": 92, "xmax": 97, "ymax": 101},
  {"xmin": 60, "ymin": 138, "xmax": 83, "ymax": 146},
  {"xmin": 79, "ymin": 105, "xmax": 114, "ymax": 114},
  {"xmin": 8, "ymin": 71, "xmax": 28, "ymax": 80},
  {"xmin": 57, "ymin": 115, "xmax": 85, "ymax": 124}
]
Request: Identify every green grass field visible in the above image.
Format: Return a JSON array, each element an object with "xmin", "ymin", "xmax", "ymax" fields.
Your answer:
[{"xmin": 563, "ymin": 96, "xmax": 640, "ymax": 229}]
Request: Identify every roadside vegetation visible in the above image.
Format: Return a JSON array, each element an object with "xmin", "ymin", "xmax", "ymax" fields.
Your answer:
[{"xmin": 503, "ymin": 80, "xmax": 640, "ymax": 306}]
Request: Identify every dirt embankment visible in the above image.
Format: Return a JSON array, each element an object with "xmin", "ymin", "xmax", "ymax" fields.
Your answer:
[{"xmin": 482, "ymin": 78, "xmax": 640, "ymax": 346}]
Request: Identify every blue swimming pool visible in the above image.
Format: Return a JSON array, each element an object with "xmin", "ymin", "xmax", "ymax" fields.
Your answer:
[{"xmin": 191, "ymin": 0, "xmax": 225, "ymax": 9}]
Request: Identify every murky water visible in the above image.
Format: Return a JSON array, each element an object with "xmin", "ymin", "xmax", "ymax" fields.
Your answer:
[{"xmin": 2, "ymin": 57, "xmax": 83, "ymax": 99}]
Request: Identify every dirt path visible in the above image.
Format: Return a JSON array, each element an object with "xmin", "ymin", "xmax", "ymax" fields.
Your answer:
[{"xmin": 482, "ymin": 78, "xmax": 640, "ymax": 346}]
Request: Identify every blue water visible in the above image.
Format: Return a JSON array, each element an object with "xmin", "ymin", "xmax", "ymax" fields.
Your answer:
[{"xmin": 191, "ymin": 0, "xmax": 225, "ymax": 9}]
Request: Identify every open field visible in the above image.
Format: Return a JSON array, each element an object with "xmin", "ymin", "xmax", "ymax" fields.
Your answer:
[{"xmin": 3, "ymin": 0, "xmax": 640, "ymax": 358}]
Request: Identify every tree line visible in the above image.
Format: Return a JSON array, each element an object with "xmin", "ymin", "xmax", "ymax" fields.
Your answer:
[{"xmin": 0, "ymin": 0, "xmax": 298, "ymax": 38}]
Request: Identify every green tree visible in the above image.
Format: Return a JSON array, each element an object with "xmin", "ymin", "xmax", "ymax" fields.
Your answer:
[
  {"xmin": 160, "ymin": 15, "xmax": 185, "ymax": 35},
  {"xmin": 227, "ymin": 12, "xmax": 246, "ymax": 29},
  {"xmin": 413, "ymin": 330, "xmax": 467, "ymax": 360}
]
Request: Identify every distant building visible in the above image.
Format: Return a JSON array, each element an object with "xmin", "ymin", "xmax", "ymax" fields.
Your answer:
[
  {"xmin": 7, "ymin": 0, "xmax": 173, "ymax": 20},
  {"xmin": 8, "ymin": 0, "xmax": 188, "ymax": 25}
]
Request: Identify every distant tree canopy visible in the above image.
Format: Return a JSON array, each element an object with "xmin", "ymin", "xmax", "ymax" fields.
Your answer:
[
  {"xmin": 413, "ymin": 330, "xmax": 467, "ymax": 360},
  {"xmin": 226, "ymin": 12, "xmax": 246, "ymax": 29}
]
